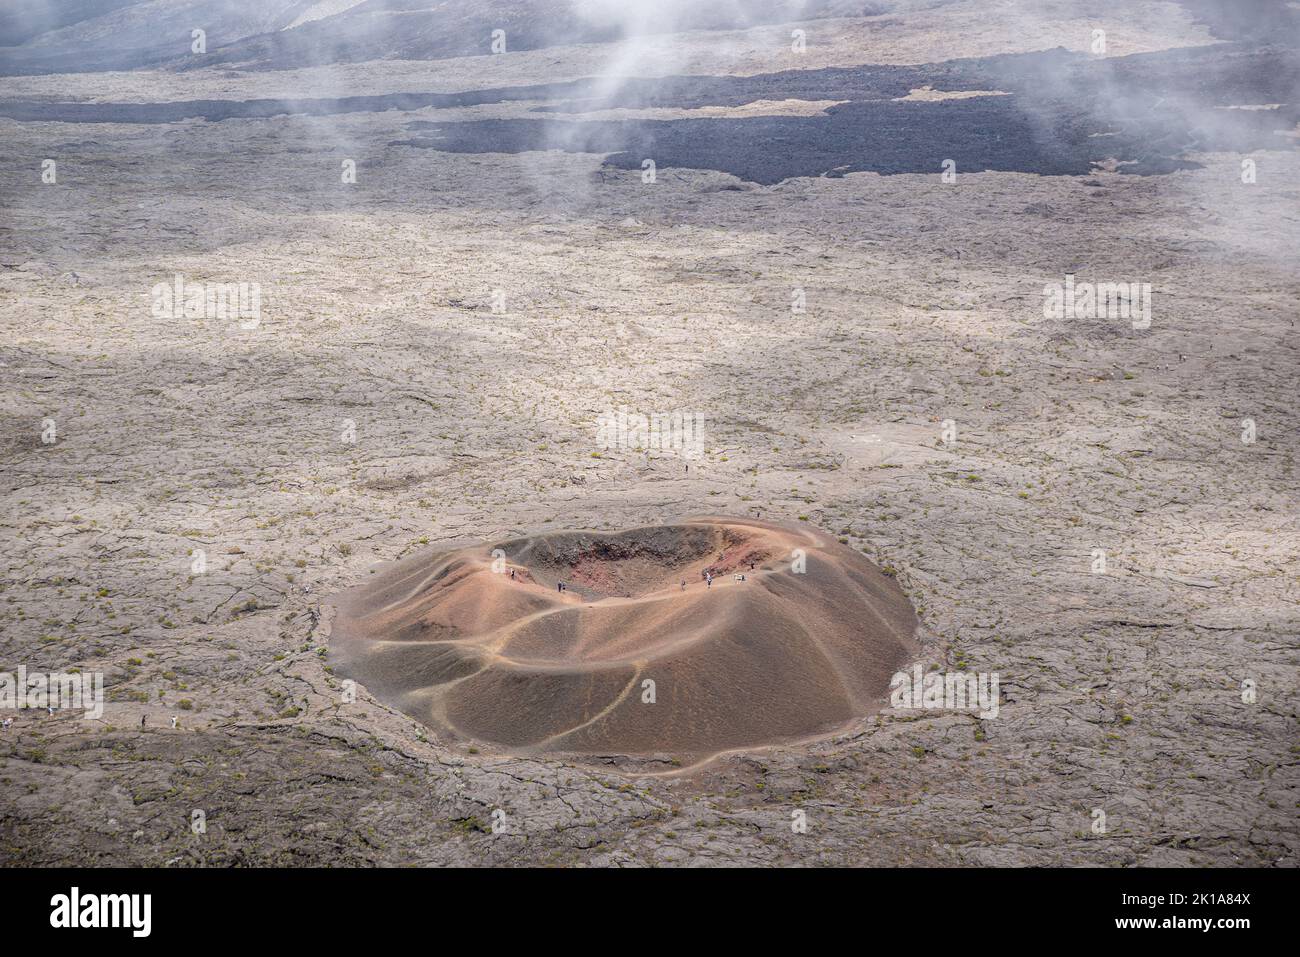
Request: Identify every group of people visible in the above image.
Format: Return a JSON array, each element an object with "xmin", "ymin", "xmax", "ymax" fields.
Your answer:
[
  {"xmin": 2, "ymin": 706, "xmax": 55, "ymax": 728},
  {"xmin": 513, "ymin": 551, "xmax": 762, "ymax": 599},
  {"xmin": 140, "ymin": 714, "xmax": 181, "ymax": 729},
  {"xmin": 2, "ymin": 712, "xmax": 182, "ymax": 729},
  {"xmin": 693, "ymin": 551, "xmax": 758, "ymax": 591}
]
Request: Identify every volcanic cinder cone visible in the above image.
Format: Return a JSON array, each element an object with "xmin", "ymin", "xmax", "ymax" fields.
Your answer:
[{"xmin": 328, "ymin": 517, "xmax": 917, "ymax": 766}]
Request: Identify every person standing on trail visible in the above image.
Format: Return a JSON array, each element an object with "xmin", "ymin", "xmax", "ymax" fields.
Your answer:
[
  {"xmin": 171, "ymin": 716, "xmax": 179, "ymax": 729},
  {"xmin": 141, "ymin": 714, "xmax": 147, "ymax": 729},
  {"xmin": 706, "ymin": 573, "xmax": 713, "ymax": 589},
  {"xmin": 680, "ymin": 580, "xmax": 686, "ymax": 591}
]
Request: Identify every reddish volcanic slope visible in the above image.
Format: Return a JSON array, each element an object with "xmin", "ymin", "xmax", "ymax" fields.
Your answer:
[{"xmin": 328, "ymin": 517, "xmax": 917, "ymax": 765}]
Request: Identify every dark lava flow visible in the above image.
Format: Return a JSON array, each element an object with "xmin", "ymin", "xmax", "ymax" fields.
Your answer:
[
  {"xmin": 397, "ymin": 45, "xmax": 1299, "ymax": 183},
  {"xmin": 2, "ymin": 35, "xmax": 1296, "ymax": 184}
]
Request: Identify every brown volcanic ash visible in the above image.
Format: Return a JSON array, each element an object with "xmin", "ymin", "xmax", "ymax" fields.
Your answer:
[{"xmin": 328, "ymin": 518, "xmax": 918, "ymax": 764}]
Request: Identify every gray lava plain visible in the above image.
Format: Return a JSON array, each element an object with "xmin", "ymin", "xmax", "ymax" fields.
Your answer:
[{"xmin": 0, "ymin": 0, "xmax": 1296, "ymax": 867}]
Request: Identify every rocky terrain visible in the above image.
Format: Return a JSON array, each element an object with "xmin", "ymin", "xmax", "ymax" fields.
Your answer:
[{"xmin": 0, "ymin": 0, "xmax": 1296, "ymax": 866}]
